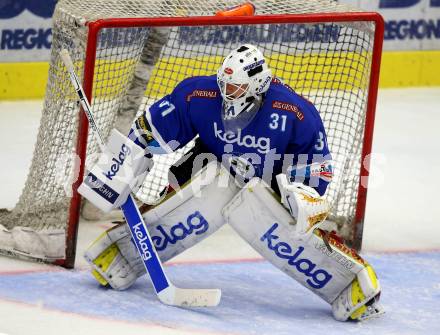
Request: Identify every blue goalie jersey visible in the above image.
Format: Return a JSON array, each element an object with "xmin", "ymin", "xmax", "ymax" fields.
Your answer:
[{"xmin": 143, "ymin": 75, "xmax": 332, "ymax": 195}]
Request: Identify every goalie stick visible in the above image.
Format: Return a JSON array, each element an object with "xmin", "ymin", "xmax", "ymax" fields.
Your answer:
[{"xmin": 60, "ymin": 49, "xmax": 221, "ymax": 307}]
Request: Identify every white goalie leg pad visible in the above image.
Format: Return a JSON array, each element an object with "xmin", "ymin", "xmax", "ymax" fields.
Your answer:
[
  {"xmin": 85, "ymin": 162, "xmax": 239, "ymax": 290},
  {"xmin": 142, "ymin": 161, "xmax": 239, "ymax": 261},
  {"xmin": 222, "ymin": 178, "xmax": 366, "ymax": 304},
  {"xmin": 84, "ymin": 223, "xmax": 142, "ymax": 290},
  {"xmin": 332, "ymin": 264, "xmax": 384, "ymax": 321}
]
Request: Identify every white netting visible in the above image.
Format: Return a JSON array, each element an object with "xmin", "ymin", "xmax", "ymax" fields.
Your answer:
[{"xmin": 0, "ymin": 0, "xmax": 379, "ymax": 264}]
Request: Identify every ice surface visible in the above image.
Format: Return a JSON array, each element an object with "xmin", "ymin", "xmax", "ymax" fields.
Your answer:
[
  {"xmin": 0, "ymin": 88, "xmax": 439, "ymax": 334},
  {"xmin": 1, "ymin": 253, "xmax": 440, "ymax": 335}
]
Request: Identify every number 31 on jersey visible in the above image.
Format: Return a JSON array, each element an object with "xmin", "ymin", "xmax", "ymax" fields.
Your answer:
[{"xmin": 269, "ymin": 113, "xmax": 287, "ymax": 132}]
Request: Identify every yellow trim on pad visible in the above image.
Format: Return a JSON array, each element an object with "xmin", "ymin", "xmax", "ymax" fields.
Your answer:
[{"xmin": 1, "ymin": 50, "xmax": 439, "ymax": 100}]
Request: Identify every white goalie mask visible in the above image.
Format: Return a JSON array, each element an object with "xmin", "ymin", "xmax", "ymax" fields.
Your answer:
[{"xmin": 217, "ymin": 44, "xmax": 272, "ymax": 130}]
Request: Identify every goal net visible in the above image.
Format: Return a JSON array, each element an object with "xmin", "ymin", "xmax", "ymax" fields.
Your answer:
[{"xmin": 0, "ymin": 0, "xmax": 384, "ymax": 267}]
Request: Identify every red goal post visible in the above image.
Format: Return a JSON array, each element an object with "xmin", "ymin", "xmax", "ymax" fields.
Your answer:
[{"xmin": 0, "ymin": 3, "xmax": 384, "ymax": 268}]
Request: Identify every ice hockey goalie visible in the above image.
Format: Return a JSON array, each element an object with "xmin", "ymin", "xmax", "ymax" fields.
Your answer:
[{"xmin": 80, "ymin": 44, "xmax": 384, "ymax": 321}]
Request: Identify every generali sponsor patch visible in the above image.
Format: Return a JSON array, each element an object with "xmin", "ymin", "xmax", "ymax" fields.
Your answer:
[
  {"xmin": 272, "ymin": 100, "xmax": 304, "ymax": 121},
  {"xmin": 186, "ymin": 89, "xmax": 218, "ymax": 102}
]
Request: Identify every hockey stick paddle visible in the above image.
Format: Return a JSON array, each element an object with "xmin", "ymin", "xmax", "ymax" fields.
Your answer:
[{"xmin": 60, "ymin": 49, "xmax": 221, "ymax": 307}]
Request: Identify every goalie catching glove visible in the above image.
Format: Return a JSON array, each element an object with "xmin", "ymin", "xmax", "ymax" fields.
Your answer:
[
  {"xmin": 78, "ymin": 129, "xmax": 153, "ymax": 213},
  {"xmin": 276, "ymin": 174, "xmax": 330, "ymax": 238}
]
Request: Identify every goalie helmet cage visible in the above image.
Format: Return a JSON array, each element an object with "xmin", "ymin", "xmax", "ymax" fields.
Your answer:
[{"xmin": 0, "ymin": 0, "xmax": 384, "ymax": 268}]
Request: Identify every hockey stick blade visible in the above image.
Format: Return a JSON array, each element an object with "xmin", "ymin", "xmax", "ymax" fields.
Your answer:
[
  {"xmin": 158, "ymin": 285, "xmax": 221, "ymax": 307},
  {"xmin": 60, "ymin": 48, "xmax": 222, "ymax": 307}
]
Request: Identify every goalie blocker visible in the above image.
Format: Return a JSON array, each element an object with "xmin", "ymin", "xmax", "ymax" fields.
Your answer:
[{"xmin": 78, "ymin": 128, "xmax": 153, "ymax": 213}]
